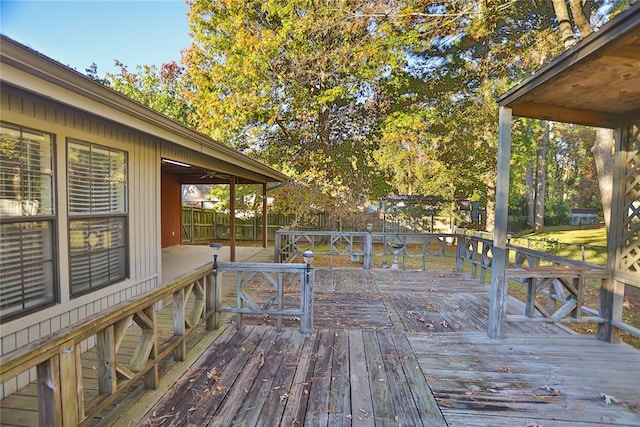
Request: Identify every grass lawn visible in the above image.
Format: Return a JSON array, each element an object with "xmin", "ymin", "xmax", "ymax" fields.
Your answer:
[
  {"xmin": 517, "ymin": 225, "xmax": 607, "ymax": 246},
  {"xmin": 510, "ymin": 225, "xmax": 639, "ymax": 349}
]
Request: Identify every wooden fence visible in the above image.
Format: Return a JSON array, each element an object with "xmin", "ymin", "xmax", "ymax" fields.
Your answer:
[{"xmin": 180, "ymin": 207, "xmax": 445, "ymax": 244}]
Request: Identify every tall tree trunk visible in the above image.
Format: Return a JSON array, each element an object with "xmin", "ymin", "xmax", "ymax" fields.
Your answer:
[
  {"xmin": 559, "ymin": 1, "xmax": 612, "ymax": 236},
  {"xmin": 525, "ymin": 162, "xmax": 535, "ymax": 228},
  {"xmin": 552, "ymin": 0, "xmax": 577, "ymax": 47},
  {"xmin": 568, "ymin": 0, "xmax": 593, "ymax": 37},
  {"xmin": 592, "ymin": 128, "xmax": 614, "ymax": 231},
  {"xmin": 534, "ymin": 122, "xmax": 550, "ymax": 231}
]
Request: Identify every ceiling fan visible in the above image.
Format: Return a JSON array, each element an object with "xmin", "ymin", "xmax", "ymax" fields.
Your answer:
[{"xmin": 193, "ymin": 170, "xmax": 217, "ymax": 179}]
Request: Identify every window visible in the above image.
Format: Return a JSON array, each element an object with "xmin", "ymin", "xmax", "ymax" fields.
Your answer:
[
  {"xmin": 0, "ymin": 123, "xmax": 56, "ymax": 321},
  {"xmin": 68, "ymin": 140, "xmax": 128, "ymax": 296}
]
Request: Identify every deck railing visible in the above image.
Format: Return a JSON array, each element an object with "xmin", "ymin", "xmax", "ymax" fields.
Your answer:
[
  {"xmin": 0, "ymin": 260, "xmax": 312, "ymax": 426},
  {"xmin": 0, "ymin": 265, "xmax": 215, "ymax": 426},
  {"xmin": 275, "ymin": 230, "xmax": 457, "ymax": 270},
  {"xmin": 215, "ymin": 262, "xmax": 314, "ymax": 334},
  {"xmin": 275, "ymin": 230, "xmax": 638, "ymax": 341},
  {"xmin": 505, "ymin": 245, "xmax": 611, "ymax": 325},
  {"xmin": 1, "ymin": 233, "xmax": 636, "ymax": 425}
]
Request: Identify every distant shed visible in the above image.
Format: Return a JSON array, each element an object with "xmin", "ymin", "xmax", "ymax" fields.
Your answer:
[{"xmin": 569, "ymin": 208, "xmax": 599, "ymax": 225}]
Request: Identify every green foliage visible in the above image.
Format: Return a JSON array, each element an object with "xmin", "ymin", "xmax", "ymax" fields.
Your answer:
[
  {"xmin": 84, "ymin": 0, "xmax": 630, "ymax": 230},
  {"xmin": 205, "ymin": 184, "xmax": 266, "ymax": 213},
  {"xmin": 106, "ymin": 61, "xmax": 196, "ymax": 126},
  {"xmin": 184, "ymin": 0, "xmax": 408, "ymax": 208}
]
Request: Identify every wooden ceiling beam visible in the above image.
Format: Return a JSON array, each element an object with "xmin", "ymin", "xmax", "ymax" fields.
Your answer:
[{"xmin": 510, "ymin": 102, "xmax": 618, "ymax": 128}]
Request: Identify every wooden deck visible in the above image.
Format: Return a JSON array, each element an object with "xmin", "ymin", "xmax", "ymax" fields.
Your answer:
[
  {"xmin": 108, "ymin": 269, "xmax": 640, "ymax": 427},
  {"xmin": 1, "ymin": 267, "xmax": 639, "ymax": 426}
]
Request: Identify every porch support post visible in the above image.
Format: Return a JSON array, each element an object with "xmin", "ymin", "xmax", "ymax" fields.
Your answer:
[
  {"xmin": 230, "ymin": 176, "xmax": 236, "ymax": 262},
  {"xmin": 598, "ymin": 126, "xmax": 626, "ymax": 343},
  {"xmin": 488, "ymin": 106, "xmax": 512, "ymax": 339},
  {"xmin": 262, "ymin": 183, "xmax": 268, "ymax": 248}
]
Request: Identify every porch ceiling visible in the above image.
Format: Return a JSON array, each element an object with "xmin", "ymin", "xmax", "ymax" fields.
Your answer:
[
  {"xmin": 497, "ymin": 3, "xmax": 640, "ymax": 128},
  {"xmin": 161, "ymin": 161, "xmax": 265, "ymax": 185}
]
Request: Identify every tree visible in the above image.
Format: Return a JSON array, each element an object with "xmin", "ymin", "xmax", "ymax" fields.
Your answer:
[
  {"xmin": 85, "ymin": 63, "xmax": 110, "ymax": 85},
  {"xmin": 393, "ymin": 0, "xmax": 562, "ymax": 230},
  {"xmin": 183, "ymin": 0, "xmax": 409, "ymax": 209},
  {"xmin": 548, "ymin": 0, "xmax": 624, "ymax": 231},
  {"xmin": 106, "ymin": 61, "xmax": 196, "ymax": 126}
]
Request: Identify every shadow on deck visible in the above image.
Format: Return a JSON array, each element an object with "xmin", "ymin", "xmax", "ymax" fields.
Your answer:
[{"xmin": 113, "ymin": 269, "xmax": 640, "ymax": 427}]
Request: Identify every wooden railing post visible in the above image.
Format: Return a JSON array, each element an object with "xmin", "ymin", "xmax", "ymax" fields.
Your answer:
[
  {"xmin": 598, "ymin": 277, "xmax": 621, "ymax": 343},
  {"xmin": 364, "ymin": 232, "xmax": 373, "ymax": 270},
  {"xmin": 173, "ymin": 288, "xmax": 186, "ymax": 362},
  {"xmin": 456, "ymin": 236, "xmax": 464, "ymax": 272},
  {"xmin": 470, "ymin": 240, "xmax": 478, "ymax": 278},
  {"xmin": 301, "ymin": 264, "xmax": 314, "ymax": 334},
  {"xmin": 59, "ymin": 342, "xmax": 82, "ymax": 425},
  {"xmin": 525, "ymin": 277, "xmax": 536, "ymax": 317},
  {"xmin": 206, "ymin": 271, "xmax": 219, "ymax": 330},
  {"xmin": 97, "ymin": 325, "xmax": 117, "ymax": 395},
  {"xmin": 37, "ymin": 354, "xmax": 62, "ymax": 427},
  {"xmin": 274, "ymin": 230, "xmax": 281, "ymax": 263}
]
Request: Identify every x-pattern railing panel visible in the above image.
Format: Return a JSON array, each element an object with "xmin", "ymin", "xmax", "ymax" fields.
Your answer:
[{"xmin": 216, "ymin": 262, "xmax": 313, "ymax": 334}]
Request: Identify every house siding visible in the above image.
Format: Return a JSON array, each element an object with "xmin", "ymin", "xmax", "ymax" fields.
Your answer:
[{"xmin": 1, "ymin": 87, "xmax": 162, "ymax": 398}]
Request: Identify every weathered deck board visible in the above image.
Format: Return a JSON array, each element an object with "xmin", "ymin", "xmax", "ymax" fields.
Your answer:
[
  {"xmin": 125, "ymin": 269, "xmax": 638, "ymax": 427},
  {"xmin": 409, "ymin": 331, "xmax": 640, "ymax": 426},
  {"xmin": 136, "ymin": 324, "xmax": 446, "ymax": 427}
]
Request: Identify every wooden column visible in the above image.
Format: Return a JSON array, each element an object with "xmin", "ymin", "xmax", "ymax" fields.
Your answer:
[
  {"xmin": 262, "ymin": 183, "xmax": 268, "ymax": 248},
  {"xmin": 37, "ymin": 355, "xmax": 62, "ymax": 427},
  {"xmin": 488, "ymin": 106, "xmax": 512, "ymax": 339},
  {"xmin": 230, "ymin": 176, "xmax": 236, "ymax": 262},
  {"xmin": 599, "ymin": 126, "xmax": 626, "ymax": 343},
  {"xmin": 59, "ymin": 342, "xmax": 82, "ymax": 425},
  {"xmin": 173, "ymin": 288, "xmax": 186, "ymax": 361}
]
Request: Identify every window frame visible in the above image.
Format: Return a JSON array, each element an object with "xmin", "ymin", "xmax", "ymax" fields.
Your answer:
[
  {"xmin": 66, "ymin": 138, "xmax": 129, "ymax": 297},
  {"xmin": 0, "ymin": 122, "xmax": 58, "ymax": 322}
]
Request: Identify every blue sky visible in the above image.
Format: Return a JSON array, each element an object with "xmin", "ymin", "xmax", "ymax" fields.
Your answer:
[{"xmin": 1, "ymin": 0, "xmax": 191, "ymax": 75}]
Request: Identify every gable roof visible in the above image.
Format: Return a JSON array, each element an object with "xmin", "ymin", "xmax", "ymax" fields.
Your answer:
[
  {"xmin": 497, "ymin": 3, "xmax": 640, "ymax": 128},
  {"xmin": 0, "ymin": 35, "xmax": 289, "ymax": 184}
]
